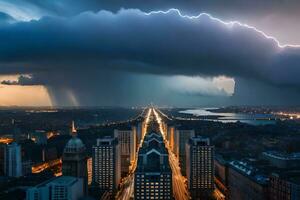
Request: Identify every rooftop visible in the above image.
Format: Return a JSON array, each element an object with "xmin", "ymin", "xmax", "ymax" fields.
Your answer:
[{"xmin": 229, "ymin": 160, "xmax": 269, "ymax": 185}]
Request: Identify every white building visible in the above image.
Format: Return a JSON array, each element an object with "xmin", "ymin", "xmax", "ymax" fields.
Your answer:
[{"xmin": 26, "ymin": 176, "xmax": 84, "ymax": 200}]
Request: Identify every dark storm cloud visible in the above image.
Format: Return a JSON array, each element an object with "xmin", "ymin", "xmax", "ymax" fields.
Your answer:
[
  {"xmin": 8, "ymin": 0, "xmax": 300, "ymax": 18},
  {"xmin": 0, "ymin": 12, "xmax": 15, "ymax": 23},
  {"xmin": 0, "ymin": 9, "xmax": 299, "ymax": 88},
  {"xmin": 0, "ymin": 7, "xmax": 300, "ymax": 106}
]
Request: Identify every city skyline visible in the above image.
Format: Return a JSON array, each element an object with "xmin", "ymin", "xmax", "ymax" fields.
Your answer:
[
  {"xmin": 1, "ymin": 1, "xmax": 300, "ymax": 200},
  {"xmin": 0, "ymin": 106, "xmax": 299, "ymax": 199}
]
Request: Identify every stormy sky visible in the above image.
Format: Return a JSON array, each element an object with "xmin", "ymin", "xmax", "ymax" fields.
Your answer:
[{"xmin": 0, "ymin": 0, "xmax": 300, "ymax": 106}]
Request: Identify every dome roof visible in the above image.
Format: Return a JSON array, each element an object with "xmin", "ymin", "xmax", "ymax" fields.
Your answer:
[{"xmin": 64, "ymin": 136, "xmax": 85, "ymax": 153}]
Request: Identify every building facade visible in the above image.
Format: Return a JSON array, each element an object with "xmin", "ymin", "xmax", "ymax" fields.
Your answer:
[
  {"xmin": 62, "ymin": 122, "xmax": 88, "ymax": 194},
  {"xmin": 167, "ymin": 125, "xmax": 175, "ymax": 151},
  {"xmin": 92, "ymin": 137, "xmax": 121, "ymax": 195},
  {"xmin": 174, "ymin": 128, "xmax": 195, "ymax": 175},
  {"xmin": 214, "ymin": 155, "xmax": 229, "ymax": 199},
  {"xmin": 5, "ymin": 142, "xmax": 22, "ymax": 177},
  {"xmin": 114, "ymin": 128, "xmax": 136, "ymax": 176},
  {"xmin": 269, "ymin": 172, "xmax": 300, "ymax": 200},
  {"xmin": 227, "ymin": 161, "xmax": 268, "ymax": 200},
  {"xmin": 26, "ymin": 176, "xmax": 84, "ymax": 200},
  {"xmin": 134, "ymin": 130, "xmax": 172, "ymax": 200},
  {"xmin": 186, "ymin": 136, "xmax": 214, "ymax": 199}
]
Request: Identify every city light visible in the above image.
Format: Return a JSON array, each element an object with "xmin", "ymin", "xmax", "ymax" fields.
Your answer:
[
  {"xmin": 31, "ymin": 158, "xmax": 62, "ymax": 174},
  {"xmin": 153, "ymin": 108, "xmax": 190, "ymax": 200},
  {"xmin": 0, "ymin": 137, "xmax": 13, "ymax": 144}
]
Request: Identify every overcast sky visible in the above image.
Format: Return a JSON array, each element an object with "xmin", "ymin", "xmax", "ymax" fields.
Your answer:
[{"xmin": 0, "ymin": 0, "xmax": 299, "ymax": 107}]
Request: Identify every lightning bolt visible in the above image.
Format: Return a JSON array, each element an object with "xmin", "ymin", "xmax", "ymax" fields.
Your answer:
[{"xmin": 144, "ymin": 8, "xmax": 300, "ymax": 49}]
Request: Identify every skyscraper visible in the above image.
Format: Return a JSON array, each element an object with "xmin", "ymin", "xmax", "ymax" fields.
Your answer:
[
  {"xmin": 4, "ymin": 142, "xmax": 22, "ymax": 177},
  {"xmin": 134, "ymin": 131, "xmax": 172, "ymax": 199},
  {"xmin": 174, "ymin": 128, "xmax": 195, "ymax": 175},
  {"xmin": 62, "ymin": 121, "xmax": 88, "ymax": 194},
  {"xmin": 114, "ymin": 127, "xmax": 136, "ymax": 176},
  {"xmin": 92, "ymin": 137, "xmax": 121, "ymax": 195},
  {"xmin": 186, "ymin": 136, "xmax": 214, "ymax": 199}
]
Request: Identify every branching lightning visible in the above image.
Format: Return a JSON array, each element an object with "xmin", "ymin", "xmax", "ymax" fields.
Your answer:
[{"xmin": 144, "ymin": 8, "xmax": 300, "ymax": 49}]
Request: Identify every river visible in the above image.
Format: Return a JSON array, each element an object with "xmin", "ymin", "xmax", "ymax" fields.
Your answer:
[{"xmin": 179, "ymin": 108, "xmax": 276, "ymax": 125}]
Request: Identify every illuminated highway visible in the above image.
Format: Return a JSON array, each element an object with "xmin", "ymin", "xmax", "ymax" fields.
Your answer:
[
  {"xmin": 115, "ymin": 108, "xmax": 152, "ymax": 200},
  {"xmin": 153, "ymin": 108, "xmax": 190, "ymax": 200},
  {"xmin": 0, "ymin": 137, "xmax": 13, "ymax": 144},
  {"xmin": 116, "ymin": 108, "xmax": 190, "ymax": 200},
  {"xmin": 31, "ymin": 158, "xmax": 62, "ymax": 174}
]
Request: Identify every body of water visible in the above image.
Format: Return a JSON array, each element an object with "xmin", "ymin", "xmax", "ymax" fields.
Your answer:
[{"xmin": 179, "ymin": 108, "xmax": 276, "ymax": 125}]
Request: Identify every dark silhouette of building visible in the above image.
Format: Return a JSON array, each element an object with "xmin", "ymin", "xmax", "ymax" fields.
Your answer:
[
  {"xmin": 269, "ymin": 172, "xmax": 300, "ymax": 200},
  {"xmin": 114, "ymin": 127, "xmax": 136, "ymax": 176},
  {"xmin": 62, "ymin": 121, "xmax": 88, "ymax": 194}
]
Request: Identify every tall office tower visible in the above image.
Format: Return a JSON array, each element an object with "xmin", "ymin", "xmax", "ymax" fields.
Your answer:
[
  {"xmin": 92, "ymin": 137, "xmax": 121, "ymax": 195},
  {"xmin": 174, "ymin": 128, "xmax": 195, "ymax": 175},
  {"xmin": 186, "ymin": 136, "xmax": 214, "ymax": 199},
  {"xmin": 62, "ymin": 121, "xmax": 88, "ymax": 194},
  {"xmin": 134, "ymin": 131, "xmax": 172, "ymax": 200},
  {"xmin": 4, "ymin": 142, "xmax": 22, "ymax": 177},
  {"xmin": 26, "ymin": 176, "xmax": 84, "ymax": 200},
  {"xmin": 114, "ymin": 127, "xmax": 136, "ymax": 176}
]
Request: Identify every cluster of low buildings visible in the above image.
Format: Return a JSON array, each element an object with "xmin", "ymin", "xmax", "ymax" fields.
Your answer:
[{"xmin": 214, "ymin": 151, "xmax": 300, "ymax": 200}]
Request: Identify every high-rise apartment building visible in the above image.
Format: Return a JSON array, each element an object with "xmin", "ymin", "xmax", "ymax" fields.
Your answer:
[
  {"xmin": 186, "ymin": 136, "xmax": 214, "ymax": 199},
  {"xmin": 174, "ymin": 128, "xmax": 195, "ymax": 175},
  {"xmin": 114, "ymin": 127, "xmax": 136, "ymax": 176},
  {"xmin": 5, "ymin": 142, "xmax": 22, "ymax": 177},
  {"xmin": 92, "ymin": 137, "xmax": 121, "ymax": 195}
]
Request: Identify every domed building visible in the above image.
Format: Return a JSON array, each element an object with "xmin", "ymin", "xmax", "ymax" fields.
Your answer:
[{"xmin": 62, "ymin": 121, "xmax": 88, "ymax": 194}]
